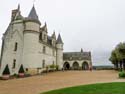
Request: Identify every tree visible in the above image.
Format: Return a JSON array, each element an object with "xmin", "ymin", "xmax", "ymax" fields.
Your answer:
[
  {"xmin": 109, "ymin": 50, "xmax": 118, "ymax": 70},
  {"xmin": 2, "ymin": 64, "xmax": 10, "ymax": 75},
  {"xmin": 117, "ymin": 43, "xmax": 125, "ymax": 70},
  {"xmin": 110, "ymin": 42, "xmax": 125, "ymax": 70},
  {"xmin": 18, "ymin": 64, "xmax": 24, "ymax": 73}
]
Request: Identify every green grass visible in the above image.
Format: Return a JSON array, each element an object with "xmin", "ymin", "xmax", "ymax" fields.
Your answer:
[{"xmin": 41, "ymin": 82, "xmax": 125, "ymax": 94}]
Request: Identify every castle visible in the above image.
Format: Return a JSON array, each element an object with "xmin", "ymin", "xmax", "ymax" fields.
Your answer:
[{"xmin": 0, "ymin": 5, "xmax": 92, "ymax": 77}]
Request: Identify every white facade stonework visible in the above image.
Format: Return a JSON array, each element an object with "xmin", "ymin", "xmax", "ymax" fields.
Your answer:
[
  {"xmin": 0, "ymin": 5, "xmax": 92, "ymax": 76},
  {"xmin": 0, "ymin": 5, "xmax": 63, "ymax": 76}
]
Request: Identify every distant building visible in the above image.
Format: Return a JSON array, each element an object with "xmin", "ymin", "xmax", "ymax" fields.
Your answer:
[
  {"xmin": 63, "ymin": 49, "xmax": 92, "ymax": 70},
  {"xmin": 0, "ymin": 5, "xmax": 92, "ymax": 77}
]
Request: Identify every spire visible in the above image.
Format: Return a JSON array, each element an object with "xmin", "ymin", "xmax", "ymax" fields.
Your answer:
[
  {"xmin": 41, "ymin": 22, "xmax": 47, "ymax": 32},
  {"xmin": 57, "ymin": 34, "xmax": 63, "ymax": 44},
  {"xmin": 28, "ymin": 5, "xmax": 39, "ymax": 20},
  {"xmin": 18, "ymin": 4, "xmax": 20, "ymax": 11},
  {"xmin": 14, "ymin": 4, "xmax": 23, "ymax": 20},
  {"xmin": 45, "ymin": 22, "xmax": 47, "ymax": 27},
  {"xmin": 52, "ymin": 30, "xmax": 56, "ymax": 39},
  {"xmin": 81, "ymin": 48, "xmax": 83, "ymax": 53}
]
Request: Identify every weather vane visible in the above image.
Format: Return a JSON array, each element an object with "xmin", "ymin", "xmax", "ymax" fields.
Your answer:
[{"xmin": 33, "ymin": 0, "xmax": 36, "ymax": 5}]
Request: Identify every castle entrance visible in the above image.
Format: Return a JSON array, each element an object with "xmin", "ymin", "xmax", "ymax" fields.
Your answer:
[
  {"xmin": 82, "ymin": 62, "xmax": 89, "ymax": 70},
  {"xmin": 72, "ymin": 62, "xmax": 79, "ymax": 70},
  {"xmin": 63, "ymin": 62, "xmax": 70, "ymax": 70}
]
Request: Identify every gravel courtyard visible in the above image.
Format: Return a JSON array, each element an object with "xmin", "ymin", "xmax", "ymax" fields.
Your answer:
[{"xmin": 0, "ymin": 70, "xmax": 125, "ymax": 94}]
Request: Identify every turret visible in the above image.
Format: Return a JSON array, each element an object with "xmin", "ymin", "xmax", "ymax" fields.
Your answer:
[
  {"xmin": 10, "ymin": 4, "xmax": 23, "ymax": 22},
  {"xmin": 24, "ymin": 5, "xmax": 41, "ymax": 32},
  {"xmin": 39, "ymin": 23, "xmax": 48, "ymax": 43},
  {"xmin": 11, "ymin": 4, "xmax": 20, "ymax": 21},
  {"xmin": 56, "ymin": 34, "xmax": 63, "ymax": 70},
  {"xmin": 0, "ymin": 5, "xmax": 25, "ymax": 76},
  {"xmin": 51, "ymin": 31, "xmax": 56, "ymax": 46},
  {"xmin": 23, "ymin": 5, "xmax": 41, "ymax": 68}
]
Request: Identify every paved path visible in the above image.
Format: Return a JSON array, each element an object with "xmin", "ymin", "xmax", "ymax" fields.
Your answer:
[{"xmin": 0, "ymin": 70, "xmax": 125, "ymax": 94}]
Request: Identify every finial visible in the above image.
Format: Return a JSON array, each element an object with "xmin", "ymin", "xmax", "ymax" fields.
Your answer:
[
  {"xmin": 52, "ymin": 30, "xmax": 56, "ymax": 39},
  {"xmin": 53, "ymin": 30, "xmax": 55, "ymax": 34},
  {"xmin": 45, "ymin": 22, "xmax": 47, "ymax": 26},
  {"xmin": 57, "ymin": 33, "xmax": 63, "ymax": 44},
  {"xmin": 81, "ymin": 48, "xmax": 83, "ymax": 53},
  {"xmin": 18, "ymin": 4, "xmax": 20, "ymax": 11},
  {"xmin": 33, "ymin": 0, "xmax": 36, "ymax": 5}
]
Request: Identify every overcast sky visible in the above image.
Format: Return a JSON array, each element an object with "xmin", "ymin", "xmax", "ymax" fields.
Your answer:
[{"xmin": 1, "ymin": 0, "xmax": 125, "ymax": 65}]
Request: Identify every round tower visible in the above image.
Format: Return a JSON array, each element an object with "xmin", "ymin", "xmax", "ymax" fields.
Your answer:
[
  {"xmin": 56, "ymin": 34, "xmax": 63, "ymax": 70},
  {"xmin": 23, "ymin": 5, "xmax": 41, "ymax": 69}
]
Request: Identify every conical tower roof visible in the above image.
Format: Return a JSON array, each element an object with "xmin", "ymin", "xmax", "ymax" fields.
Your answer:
[
  {"xmin": 28, "ymin": 5, "xmax": 39, "ymax": 20},
  {"xmin": 57, "ymin": 34, "xmax": 63, "ymax": 44}
]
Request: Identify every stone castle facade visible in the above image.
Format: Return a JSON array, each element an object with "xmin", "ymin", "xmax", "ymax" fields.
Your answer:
[{"xmin": 0, "ymin": 5, "xmax": 92, "ymax": 76}]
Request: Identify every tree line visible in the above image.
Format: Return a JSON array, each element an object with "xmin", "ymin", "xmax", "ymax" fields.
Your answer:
[{"xmin": 109, "ymin": 42, "xmax": 125, "ymax": 70}]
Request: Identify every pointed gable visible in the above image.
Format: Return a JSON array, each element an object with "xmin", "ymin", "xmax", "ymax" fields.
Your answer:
[
  {"xmin": 57, "ymin": 34, "xmax": 63, "ymax": 44},
  {"xmin": 52, "ymin": 31, "xmax": 56, "ymax": 39},
  {"xmin": 28, "ymin": 5, "xmax": 39, "ymax": 20}
]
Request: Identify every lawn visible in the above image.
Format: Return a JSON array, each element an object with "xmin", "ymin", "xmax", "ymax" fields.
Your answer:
[{"xmin": 42, "ymin": 82, "xmax": 125, "ymax": 94}]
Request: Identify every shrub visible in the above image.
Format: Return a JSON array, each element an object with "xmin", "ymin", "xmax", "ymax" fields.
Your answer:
[
  {"xmin": 50, "ymin": 64, "xmax": 55, "ymax": 68},
  {"xmin": 10, "ymin": 73, "xmax": 18, "ymax": 79},
  {"xmin": 18, "ymin": 64, "xmax": 25, "ymax": 73},
  {"xmin": 2, "ymin": 64, "xmax": 10, "ymax": 75},
  {"xmin": 119, "ymin": 71, "xmax": 125, "ymax": 78},
  {"xmin": 49, "ymin": 64, "xmax": 58, "ymax": 69},
  {"xmin": 13, "ymin": 73, "xmax": 18, "ymax": 77}
]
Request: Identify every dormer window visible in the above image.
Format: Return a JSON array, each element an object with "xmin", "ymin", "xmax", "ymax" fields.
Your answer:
[
  {"xmin": 14, "ymin": 42, "xmax": 18, "ymax": 51},
  {"xmin": 39, "ymin": 32, "xmax": 42, "ymax": 40}
]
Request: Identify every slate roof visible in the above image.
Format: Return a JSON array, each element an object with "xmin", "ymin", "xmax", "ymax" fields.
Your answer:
[
  {"xmin": 57, "ymin": 34, "xmax": 63, "ymax": 44},
  {"xmin": 28, "ymin": 6, "xmax": 39, "ymax": 21},
  {"xmin": 63, "ymin": 52, "xmax": 91, "ymax": 60},
  {"xmin": 47, "ymin": 36, "xmax": 52, "ymax": 45}
]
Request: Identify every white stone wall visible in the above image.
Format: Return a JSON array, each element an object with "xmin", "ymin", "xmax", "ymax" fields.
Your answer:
[
  {"xmin": 22, "ymin": 31, "xmax": 56, "ymax": 69},
  {"xmin": 56, "ymin": 44, "xmax": 63, "ymax": 69},
  {"xmin": 0, "ymin": 20, "xmax": 24, "ymax": 76},
  {"xmin": 22, "ymin": 21, "xmax": 57, "ymax": 70},
  {"xmin": 0, "ymin": 12, "xmax": 64, "ymax": 76},
  {"xmin": 0, "ymin": 20, "xmax": 58, "ymax": 76},
  {"xmin": 25, "ymin": 22, "xmax": 40, "ymax": 32},
  {"xmin": 38, "ymin": 44, "xmax": 56, "ymax": 67}
]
